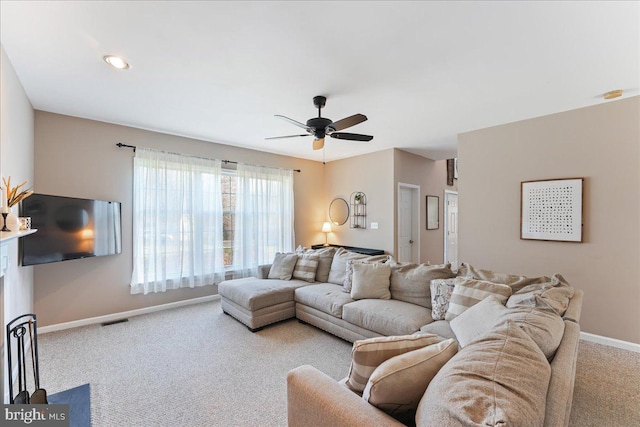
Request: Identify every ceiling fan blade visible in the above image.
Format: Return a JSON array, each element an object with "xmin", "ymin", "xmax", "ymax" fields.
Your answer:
[
  {"xmin": 265, "ymin": 134, "xmax": 310, "ymax": 140},
  {"xmin": 330, "ymin": 132, "xmax": 373, "ymax": 142},
  {"xmin": 275, "ymin": 115, "xmax": 312, "ymax": 131},
  {"xmin": 327, "ymin": 114, "xmax": 368, "ymax": 132},
  {"xmin": 312, "ymin": 138, "xmax": 325, "ymax": 150}
]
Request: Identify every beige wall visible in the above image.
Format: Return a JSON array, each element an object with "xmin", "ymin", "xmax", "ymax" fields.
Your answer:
[
  {"xmin": 393, "ymin": 149, "xmax": 456, "ymax": 264},
  {"xmin": 324, "ymin": 149, "xmax": 395, "ymax": 254},
  {"xmin": 458, "ymin": 96, "xmax": 640, "ymax": 344},
  {"xmin": 1, "ymin": 45, "xmax": 35, "ymax": 403},
  {"xmin": 33, "ymin": 112, "xmax": 325, "ymax": 326}
]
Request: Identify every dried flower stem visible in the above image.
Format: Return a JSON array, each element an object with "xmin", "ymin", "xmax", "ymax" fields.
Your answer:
[{"xmin": 2, "ymin": 176, "xmax": 33, "ymax": 208}]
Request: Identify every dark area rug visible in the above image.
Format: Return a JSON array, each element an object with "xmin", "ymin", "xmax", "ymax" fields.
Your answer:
[{"xmin": 48, "ymin": 383, "xmax": 91, "ymax": 427}]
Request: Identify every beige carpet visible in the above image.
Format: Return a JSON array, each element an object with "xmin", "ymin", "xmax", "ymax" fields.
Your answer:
[{"xmin": 37, "ymin": 300, "xmax": 639, "ymax": 426}]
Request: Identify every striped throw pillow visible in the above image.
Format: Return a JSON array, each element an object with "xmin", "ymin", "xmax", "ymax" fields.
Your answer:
[
  {"xmin": 444, "ymin": 277, "xmax": 512, "ymax": 321},
  {"xmin": 345, "ymin": 334, "xmax": 442, "ymax": 393},
  {"xmin": 292, "ymin": 253, "xmax": 319, "ymax": 283}
]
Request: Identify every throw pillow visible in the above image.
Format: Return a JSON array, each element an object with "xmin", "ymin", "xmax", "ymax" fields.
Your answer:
[
  {"xmin": 291, "ymin": 253, "xmax": 320, "ymax": 283},
  {"xmin": 430, "ymin": 278, "xmax": 456, "ymax": 320},
  {"xmin": 350, "ymin": 263, "xmax": 392, "ymax": 300},
  {"xmin": 363, "ymin": 339, "xmax": 458, "ymax": 422},
  {"xmin": 267, "ymin": 252, "xmax": 298, "ymax": 280},
  {"xmin": 389, "ymin": 261, "xmax": 455, "ymax": 308},
  {"xmin": 456, "ymin": 262, "xmax": 550, "ymax": 293},
  {"xmin": 327, "ymin": 248, "xmax": 388, "ymax": 286},
  {"xmin": 343, "ymin": 256, "xmax": 392, "ymax": 292},
  {"xmin": 416, "ymin": 321, "xmax": 551, "ymax": 427},
  {"xmin": 346, "ymin": 334, "xmax": 442, "ymax": 393},
  {"xmin": 296, "ymin": 245, "xmax": 336, "ymax": 283},
  {"xmin": 450, "ymin": 296, "xmax": 508, "ymax": 347},
  {"xmin": 497, "ymin": 306, "xmax": 565, "ymax": 360},
  {"xmin": 444, "ymin": 277, "xmax": 512, "ymax": 321},
  {"xmin": 343, "ymin": 259, "xmax": 363, "ymax": 293}
]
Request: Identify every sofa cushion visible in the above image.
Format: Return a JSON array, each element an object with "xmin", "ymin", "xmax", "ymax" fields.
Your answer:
[
  {"xmin": 507, "ymin": 273, "xmax": 575, "ymax": 317},
  {"xmin": 346, "ymin": 333, "xmax": 442, "ymax": 393},
  {"xmin": 343, "ymin": 299, "xmax": 432, "ymax": 336},
  {"xmin": 363, "ymin": 339, "xmax": 458, "ymax": 422},
  {"xmin": 497, "ymin": 306, "xmax": 565, "ymax": 360},
  {"xmin": 294, "ymin": 283, "xmax": 355, "ymax": 318},
  {"xmin": 267, "ymin": 253, "xmax": 298, "ymax": 280},
  {"xmin": 218, "ymin": 277, "xmax": 309, "ymax": 311},
  {"xmin": 417, "ymin": 321, "xmax": 551, "ymax": 427},
  {"xmin": 457, "ymin": 262, "xmax": 550, "ymax": 293},
  {"xmin": 327, "ymin": 248, "xmax": 388, "ymax": 286},
  {"xmin": 292, "ymin": 253, "xmax": 319, "ymax": 283},
  {"xmin": 445, "ymin": 277, "xmax": 512, "ymax": 321},
  {"xmin": 430, "ymin": 278, "xmax": 456, "ymax": 320},
  {"xmin": 350, "ymin": 263, "xmax": 392, "ymax": 300},
  {"xmin": 389, "ymin": 262, "xmax": 455, "ymax": 308},
  {"xmin": 450, "ymin": 296, "xmax": 508, "ymax": 347},
  {"xmin": 296, "ymin": 246, "xmax": 336, "ymax": 283}
]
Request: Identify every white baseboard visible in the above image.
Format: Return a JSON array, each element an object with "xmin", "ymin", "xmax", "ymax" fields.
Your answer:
[
  {"xmin": 580, "ymin": 332, "xmax": 640, "ymax": 353},
  {"xmin": 38, "ymin": 295, "xmax": 220, "ymax": 334}
]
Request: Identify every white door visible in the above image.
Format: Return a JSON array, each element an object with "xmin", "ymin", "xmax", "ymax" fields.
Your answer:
[
  {"xmin": 444, "ymin": 191, "xmax": 458, "ymax": 269},
  {"xmin": 397, "ymin": 185, "xmax": 419, "ymax": 263}
]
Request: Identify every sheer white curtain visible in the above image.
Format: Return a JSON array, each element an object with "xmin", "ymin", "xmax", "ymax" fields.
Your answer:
[
  {"xmin": 130, "ymin": 148, "xmax": 225, "ymax": 294},
  {"xmin": 232, "ymin": 163, "xmax": 294, "ymax": 278}
]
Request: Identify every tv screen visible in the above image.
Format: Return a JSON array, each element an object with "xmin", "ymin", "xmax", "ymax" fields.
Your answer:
[{"xmin": 20, "ymin": 194, "xmax": 122, "ymax": 266}]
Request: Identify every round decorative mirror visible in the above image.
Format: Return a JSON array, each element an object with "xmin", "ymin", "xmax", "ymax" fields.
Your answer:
[{"xmin": 329, "ymin": 198, "xmax": 349, "ymax": 226}]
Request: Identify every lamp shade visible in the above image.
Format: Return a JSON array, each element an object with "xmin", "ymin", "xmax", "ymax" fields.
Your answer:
[{"xmin": 321, "ymin": 222, "xmax": 332, "ymax": 233}]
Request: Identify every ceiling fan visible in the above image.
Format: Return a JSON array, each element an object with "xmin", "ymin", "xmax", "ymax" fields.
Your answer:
[{"xmin": 266, "ymin": 95, "xmax": 373, "ymax": 150}]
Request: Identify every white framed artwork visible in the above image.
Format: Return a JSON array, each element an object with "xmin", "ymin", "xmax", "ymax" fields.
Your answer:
[{"xmin": 521, "ymin": 178, "xmax": 583, "ymax": 242}]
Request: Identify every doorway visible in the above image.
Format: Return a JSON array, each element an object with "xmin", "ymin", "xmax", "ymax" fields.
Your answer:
[
  {"xmin": 397, "ymin": 183, "xmax": 420, "ymax": 263},
  {"xmin": 444, "ymin": 190, "xmax": 458, "ymax": 269}
]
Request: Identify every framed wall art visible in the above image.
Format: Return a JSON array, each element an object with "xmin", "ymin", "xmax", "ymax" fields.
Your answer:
[
  {"xmin": 426, "ymin": 195, "xmax": 439, "ymax": 230},
  {"xmin": 521, "ymin": 178, "xmax": 584, "ymax": 242}
]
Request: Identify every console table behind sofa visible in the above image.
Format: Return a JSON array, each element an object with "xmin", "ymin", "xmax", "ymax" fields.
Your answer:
[{"xmin": 310, "ymin": 244, "xmax": 385, "ymax": 256}]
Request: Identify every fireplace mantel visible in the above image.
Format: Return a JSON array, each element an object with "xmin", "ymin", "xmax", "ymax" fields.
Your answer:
[{"xmin": 1, "ymin": 229, "xmax": 37, "ymax": 276}]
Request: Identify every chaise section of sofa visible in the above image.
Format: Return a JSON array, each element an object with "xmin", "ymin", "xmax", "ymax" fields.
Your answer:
[{"xmin": 220, "ymin": 276, "xmax": 311, "ymax": 331}]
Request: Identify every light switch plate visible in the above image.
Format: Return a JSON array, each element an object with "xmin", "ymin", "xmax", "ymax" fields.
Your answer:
[{"xmin": 370, "ymin": 222, "xmax": 379, "ymax": 229}]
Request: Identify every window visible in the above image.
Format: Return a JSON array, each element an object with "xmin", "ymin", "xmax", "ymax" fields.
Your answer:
[
  {"xmin": 130, "ymin": 148, "xmax": 225, "ymax": 295},
  {"xmin": 221, "ymin": 170, "xmax": 237, "ymax": 268},
  {"xmin": 130, "ymin": 148, "xmax": 295, "ymax": 293}
]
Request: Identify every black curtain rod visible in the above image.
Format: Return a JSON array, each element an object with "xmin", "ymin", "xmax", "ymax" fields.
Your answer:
[{"xmin": 116, "ymin": 143, "xmax": 301, "ymax": 173}]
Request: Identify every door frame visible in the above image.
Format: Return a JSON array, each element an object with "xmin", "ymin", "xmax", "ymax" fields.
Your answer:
[
  {"xmin": 397, "ymin": 182, "xmax": 420, "ymax": 263},
  {"xmin": 443, "ymin": 190, "xmax": 458, "ymax": 266}
]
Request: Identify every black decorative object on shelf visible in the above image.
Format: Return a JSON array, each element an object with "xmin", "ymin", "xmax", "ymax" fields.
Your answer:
[
  {"xmin": 350, "ymin": 192, "xmax": 366, "ymax": 229},
  {"xmin": 1, "ymin": 212, "xmax": 10, "ymax": 231}
]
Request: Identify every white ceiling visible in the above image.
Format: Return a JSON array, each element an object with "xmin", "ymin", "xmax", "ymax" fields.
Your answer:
[{"xmin": 1, "ymin": 1, "xmax": 638, "ymax": 162}]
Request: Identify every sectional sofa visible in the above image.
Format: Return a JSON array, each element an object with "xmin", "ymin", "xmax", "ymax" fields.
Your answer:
[{"xmin": 218, "ymin": 247, "xmax": 583, "ymax": 426}]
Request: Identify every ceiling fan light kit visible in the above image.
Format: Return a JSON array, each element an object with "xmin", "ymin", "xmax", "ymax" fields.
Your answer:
[
  {"xmin": 266, "ymin": 95, "xmax": 373, "ymax": 151},
  {"xmin": 103, "ymin": 55, "xmax": 130, "ymax": 70}
]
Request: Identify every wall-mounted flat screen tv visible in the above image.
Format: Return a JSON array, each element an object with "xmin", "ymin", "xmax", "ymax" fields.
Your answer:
[{"xmin": 20, "ymin": 193, "xmax": 122, "ymax": 266}]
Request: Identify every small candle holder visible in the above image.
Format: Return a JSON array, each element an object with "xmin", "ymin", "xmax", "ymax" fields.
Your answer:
[{"xmin": 1, "ymin": 212, "xmax": 10, "ymax": 232}]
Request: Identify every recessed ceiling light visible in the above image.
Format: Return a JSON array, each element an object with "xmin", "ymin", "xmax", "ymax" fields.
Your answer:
[
  {"xmin": 603, "ymin": 89, "xmax": 622, "ymax": 100},
  {"xmin": 103, "ymin": 55, "xmax": 130, "ymax": 70}
]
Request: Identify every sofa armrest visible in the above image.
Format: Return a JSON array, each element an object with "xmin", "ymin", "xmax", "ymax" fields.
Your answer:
[
  {"xmin": 544, "ymin": 320, "xmax": 581, "ymax": 427},
  {"xmin": 287, "ymin": 365, "xmax": 404, "ymax": 427},
  {"xmin": 258, "ymin": 264, "xmax": 272, "ymax": 279},
  {"xmin": 563, "ymin": 289, "xmax": 583, "ymax": 323}
]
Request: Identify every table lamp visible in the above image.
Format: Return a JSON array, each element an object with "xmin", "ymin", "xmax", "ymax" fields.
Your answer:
[{"xmin": 321, "ymin": 222, "xmax": 332, "ymax": 246}]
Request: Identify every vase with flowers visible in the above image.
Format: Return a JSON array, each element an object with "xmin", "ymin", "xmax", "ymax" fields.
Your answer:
[{"xmin": 2, "ymin": 176, "xmax": 33, "ymax": 232}]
